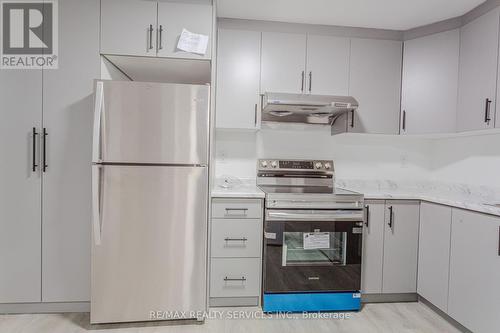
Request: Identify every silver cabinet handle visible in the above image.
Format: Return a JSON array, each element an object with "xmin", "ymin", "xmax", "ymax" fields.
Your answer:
[
  {"xmin": 309, "ymin": 71, "xmax": 312, "ymax": 92},
  {"xmin": 148, "ymin": 24, "xmax": 154, "ymax": 50},
  {"xmin": 32, "ymin": 127, "xmax": 38, "ymax": 172},
  {"xmin": 301, "ymin": 71, "xmax": 305, "ymax": 92},
  {"xmin": 158, "ymin": 25, "xmax": 163, "ymax": 50},
  {"xmin": 224, "ymin": 237, "xmax": 248, "ymax": 242},
  {"xmin": 485, "ymin": 98, "xmax": 492, "ymax": 124},
  {"xmin": 498, "ymin": 226, "xmax": 500, "ymax": 256},
  {"xmin": 224, "ymin": 276, "xmax": 246, "ymax": 282},
  {"xmin": 225, "ymin": 208, "xmax": 248, "ymax": 216},
  {"xmin": 92, "ymin": 165, "xmax": 103, "ymax": 245}
]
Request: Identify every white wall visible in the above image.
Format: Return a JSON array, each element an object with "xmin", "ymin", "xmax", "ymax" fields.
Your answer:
[
  {"xmin": 430, "ymin": 132, "xmax": 500, "ymax": 187},
  {"xmin": 215, "ymin": 127, "xmax": 433, "ymax": 181}
]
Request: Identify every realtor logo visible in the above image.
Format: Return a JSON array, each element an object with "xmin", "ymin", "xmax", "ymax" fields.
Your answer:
[{"xmin": 1, "ymin": 0, "xmax": 58, "ymax": 69}]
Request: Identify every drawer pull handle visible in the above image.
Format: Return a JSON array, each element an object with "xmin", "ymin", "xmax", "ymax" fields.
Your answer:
[
  {"xmin": 225, "ymin": 208, "xmax": 248, "ymax": 216},
  {"xmin": 224, "ymin": 276, "xmax": 246, "ymax": 282},
  {"xmin": 224, "ymin": 237, "xmax": 248, "ymax": 242}
]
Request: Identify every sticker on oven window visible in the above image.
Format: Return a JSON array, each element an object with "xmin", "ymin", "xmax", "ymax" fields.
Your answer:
[
  {"xmin": 353, "ymin": 293, "xmax": 361, "ymax": 298},
  {"xmin": 265, "ymin": 232, "xmax": 277, "ymax": 240},
  {"xmin": 303, "ymin": 232, "xmax": 330, "ymax": 250}
]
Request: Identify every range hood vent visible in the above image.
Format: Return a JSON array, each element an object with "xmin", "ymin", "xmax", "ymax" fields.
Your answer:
[{"xmin": 261, "ymin": 92, "xmax": 359, "ymax": 133}]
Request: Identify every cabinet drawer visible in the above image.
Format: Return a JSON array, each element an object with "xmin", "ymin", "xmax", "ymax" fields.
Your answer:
[
  {"xmin": 211, "ymin": 219, "xmax": 262, "ymax": 258},
  {"xmin": 210, "ymin": 258, "xmax": 261, "ymax": 298},
  {"xmin": 212, "ymin": 199, "xmax": 262, "ymax": 219}
]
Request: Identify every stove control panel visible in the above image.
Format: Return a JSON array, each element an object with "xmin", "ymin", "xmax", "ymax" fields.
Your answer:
[{"xmin": 258, "ymin": 159, "xmax": 334, "ymax": 171}]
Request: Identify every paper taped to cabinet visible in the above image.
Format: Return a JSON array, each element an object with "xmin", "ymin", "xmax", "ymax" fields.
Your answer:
[
  {"xmin": 303, "ymin": 232, "xmax": 330, "ymax": 250},
  {"xmin": 177, "ymin": 28, "xmax": 208, "ymax": 55}
]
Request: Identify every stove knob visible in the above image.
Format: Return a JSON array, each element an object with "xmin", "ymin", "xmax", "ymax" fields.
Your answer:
[
  {"xmin": 315, "ymin": 162, "xmax": 323, "ymax": 169},
  {"xmin": 271, "ymin": 161, "xmax": 278, "ymax": 168},
  {"xmin": 261, "ymin": 160, "xmax": 268, "ymax": 168},
  {"xmin": 324, "ymin": 163, "xmax": 331, "ymax": 170}
]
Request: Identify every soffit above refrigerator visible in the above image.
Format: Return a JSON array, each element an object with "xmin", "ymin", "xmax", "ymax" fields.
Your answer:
[{"xmin": 102, "ymin": 55, "xmax": 211, "ymax": 84}]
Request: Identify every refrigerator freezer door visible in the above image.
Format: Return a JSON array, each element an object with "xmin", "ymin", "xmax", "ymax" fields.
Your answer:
[
  {"xmin": 91, "ymin": 165, "xmax": 208, "ymax": 324},
  {"xmin": 94, "ymin": 81, "xmax": 210, "ymax": 165}
]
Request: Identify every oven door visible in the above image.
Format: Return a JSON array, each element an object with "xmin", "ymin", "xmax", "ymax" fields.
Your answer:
[{"xmin": 264, "ymin": 211, "xmax": 363, "ymax": 293}]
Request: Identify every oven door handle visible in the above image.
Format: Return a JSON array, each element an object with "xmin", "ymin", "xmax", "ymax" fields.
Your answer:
[{"xmin": 267, "ymin": 210, "xmax": 363, "ymax": 221}]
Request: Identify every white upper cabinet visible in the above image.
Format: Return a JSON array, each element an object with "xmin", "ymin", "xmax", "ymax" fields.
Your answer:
[
  {"xmin": 101, "ymin": 0, "xmax": 158, "ymax": 57},
  {"xmin": 101, "ymin": 0, "xmax": 212, "ymax": 59},
  {"xmin": 448, "ymin": 209, "xmax": 500, "ymax": 333},
  {"xmin": 261, "ymin": 32, "xmax": 307, "ymax": 94},
  {"xmin": 382, "ymin": 201, "xmax": 420, "ymax": 293},
  {"xmin": 401, "ymin": 29, "xmax": 459, "ymax": 134},
  {"xmin": 216, "ymin": 29, "xmax": 261, "ymax": 129},
  {"xmin": 457, "ymin": 8, "xmax": 500, "ymax": 131},
  {"xmin": 417, "ymin": 202, "xmax": 452, "ymax": 313},
  {"xmin": 348, "ymin": 39, "xmax": 402, "ymax": 134},
  {"xmin": 305, "ymin": 35, "xmax": 350, "ymax": 95},
  {"xmin": 157, "ymin": 0, "xmax": 212, "ymax": 60}
]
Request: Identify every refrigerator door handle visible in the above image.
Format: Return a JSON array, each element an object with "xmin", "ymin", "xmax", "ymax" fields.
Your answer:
[
  {"xmin": 92, "ymin": 81, "xmax": 104, "ymax": 163},
  {"xmin": 92, "ymin": 165, "xmax": 102, "ymax": 245}
]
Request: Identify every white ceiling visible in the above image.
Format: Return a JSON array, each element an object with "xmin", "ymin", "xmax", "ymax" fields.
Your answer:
[{"xmin": 217, "ymin": 0, "xmax": 487, "ymax": 30}]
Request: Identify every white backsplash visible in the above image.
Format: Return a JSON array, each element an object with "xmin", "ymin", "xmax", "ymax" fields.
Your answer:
[{"xmin": 215, "ymin": 128, "xmax": 500, "ymax": 190}]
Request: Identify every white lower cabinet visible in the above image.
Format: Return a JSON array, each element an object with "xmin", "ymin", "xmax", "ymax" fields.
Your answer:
[
  {"xmin": 362, "ymin": 200, "xmax": 420, "ymax": 295},
  {"xmin": 209, "ymin": 198, "xmax": 263, "ymax": 307},
  {"xmin": 361, "ymin": 200, "xmax": 385, "ymax": 294},
  {"xmin": 448, "ymin": 208, "xmax": 500, "ymax": 333},
  {"xmin": 382, "ymin": 201, "xmax": 420, "ymax": 293},
  {"xmin": 417, "ymin": 202, "xmax": 452, "ymax": 312}
]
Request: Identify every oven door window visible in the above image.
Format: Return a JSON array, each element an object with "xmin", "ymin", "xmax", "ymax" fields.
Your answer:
[{"xmin": 283, "ymin": 231, "xmax": 347, "ymax": 266}]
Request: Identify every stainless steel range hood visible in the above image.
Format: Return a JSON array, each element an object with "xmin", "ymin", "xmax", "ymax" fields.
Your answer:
[{"xmin": 261, "ymin": 92, "xmax": 358, "ymax": 131}]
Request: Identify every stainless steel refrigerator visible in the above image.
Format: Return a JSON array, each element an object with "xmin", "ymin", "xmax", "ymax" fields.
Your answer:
[{"xmin": 90, "ymin": 80, "xmax": 210, "ymax": 324}]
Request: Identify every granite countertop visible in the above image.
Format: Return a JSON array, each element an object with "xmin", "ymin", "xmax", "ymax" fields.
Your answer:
[{"xmin": 337, "ymin": 180, "xmax": 500, "ymax": 217}]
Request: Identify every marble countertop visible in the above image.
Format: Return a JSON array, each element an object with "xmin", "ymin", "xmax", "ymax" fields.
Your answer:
[
  {"xmin": 210, "ymin": 177, "xmax": 500, "ymax": 217},
  {"xmin": 211, "ymin": 178, "xmax": 265, "ymax": 199},
  {"xmin": 337, "ymin": 180, "xmax": 500, "ymax": 217}
]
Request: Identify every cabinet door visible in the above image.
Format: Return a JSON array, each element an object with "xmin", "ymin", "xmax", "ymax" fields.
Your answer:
[
  {"xmin": 448, "ymin": 209, "xmax": 500, "ymax": 333},
  {"xmin": 0, "ymin": 71, "xmax": 42, "ymax": 303},
  {"xmin": 401, "ymin": 30, "xmax": 459, "ymax": 134},
  {"xmin": 457, "ymin": 8, "xmax": 500, "ymax": 131},
  {"xmin": 382, "ymin": 201, "xmax": 419, "ymax": 293},
  {"xmin": 157, "ymin": 0, "xmax": 212, "ymax": 59},
  {"xmin": 348, "ymin": 39, "xmax": 402, "ymax": 134},
  {"xmin": 305, "ymin": 35, "xmax": 349, "ymax": 95},
  {"xmin": 216, "ymin": 29, "xmax": 261, "ymax": 129},
  {"xmin": 417, "ymin": 202, "xmax": 452, "ymax": 312},
  {"xmin": 361, "ymin": 200, "xmax": 386, "ymax": 294},
  {"xmin": 100, "ymin": 0, "xmax": 157, "ymax": 57},
  {"xmin": 42, "ymin": 0, "xmax": 100, "ymax": 302},
  {"xmin": 261, "ymin": 32, "xmax": 307, "ymax": 94}
]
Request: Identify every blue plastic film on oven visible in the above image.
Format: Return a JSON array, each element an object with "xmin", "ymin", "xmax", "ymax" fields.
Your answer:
[{"xmin": 263, "ymin": 292, "xmax": 361, "ymax": 313}]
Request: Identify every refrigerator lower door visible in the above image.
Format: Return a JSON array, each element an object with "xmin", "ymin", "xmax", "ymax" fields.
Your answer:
[
  {"xmin": 94, "ymin": 81, "xmax": 209, "ymax": 165},
  {"xmin": 91, "ymin": 165, "xmax": 208, "ymax": 324}
]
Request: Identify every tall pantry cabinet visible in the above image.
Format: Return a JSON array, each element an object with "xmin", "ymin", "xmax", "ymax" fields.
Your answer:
[{"xmin": 0, "ymin": 0, "xmax": 100, "ymax": 304}]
